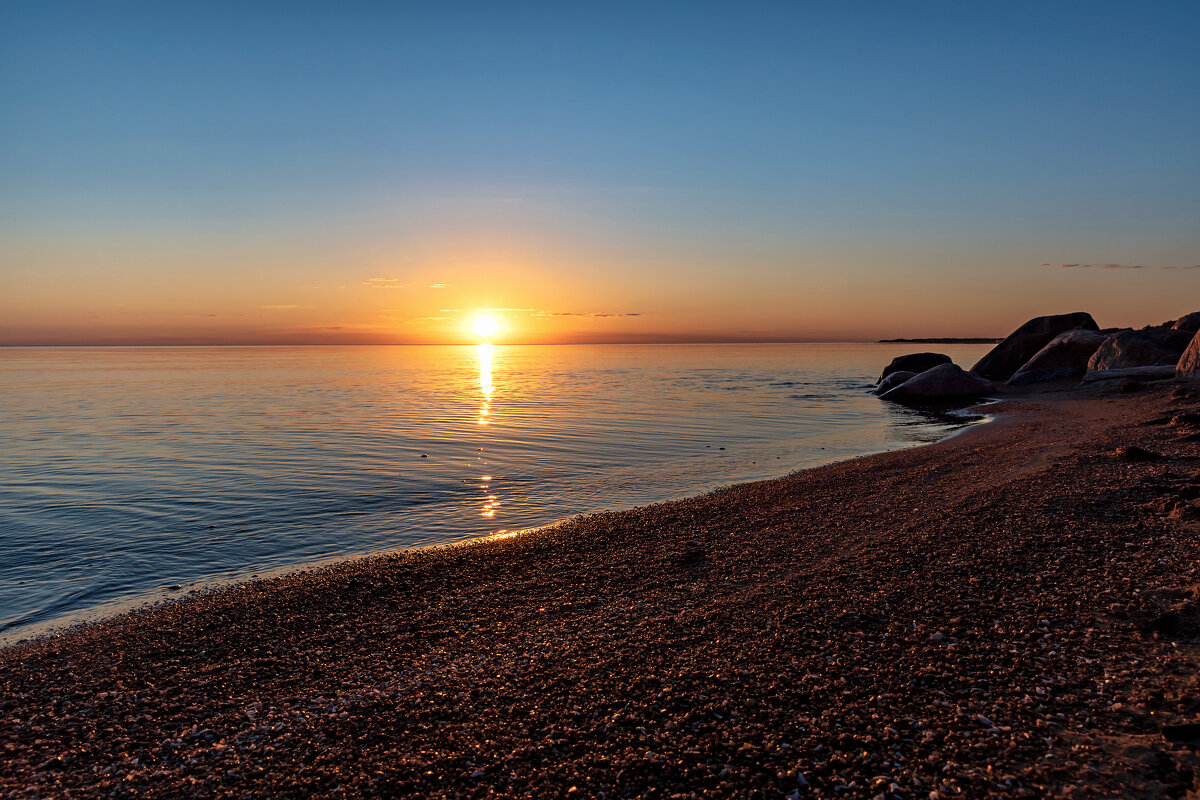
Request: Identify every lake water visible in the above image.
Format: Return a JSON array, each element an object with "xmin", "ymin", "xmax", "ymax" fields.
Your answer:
[{"xmin": 0, "ymin": 343, "xmax": 991, "ymax": 642}]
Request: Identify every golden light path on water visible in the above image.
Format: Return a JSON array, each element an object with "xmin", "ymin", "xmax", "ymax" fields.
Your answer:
[
  {"xmin": 0, "ymin": 343, "xmax": 993, "ymax": 642},
  {"xmin": 477, "ymin": 343, "xmax": 499, "ymax": 521}
]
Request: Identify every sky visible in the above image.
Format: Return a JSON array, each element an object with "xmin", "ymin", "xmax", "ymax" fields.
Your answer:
[{"xmin": 2, "ymin": 0, "xmax": 1198, "ymax": 345}]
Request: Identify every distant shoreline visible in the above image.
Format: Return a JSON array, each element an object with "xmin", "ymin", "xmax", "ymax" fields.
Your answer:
[{"xmin": 878, "ymin": 337, "xmax": 1002, "ymax": 344}]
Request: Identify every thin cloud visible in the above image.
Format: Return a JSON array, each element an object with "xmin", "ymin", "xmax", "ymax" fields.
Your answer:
[
  {"xmin": 363, "ymin": 278, "xmax": 410, "ymax": 289},
  {"xmin": 405, "ymin": 316, "xmax": 456, "ymax": 323},
  {"xmin": 259, "ymin": 304, "xmax": 307, "ymax": 309},
  {"xmin": 429, "ymin": 283, "xmax": 453, "ymax": 289},
  {"xmin": 1053, "ymin": 263, "xmax": 1144, "ymax": 269},
  {"xmin": 1042, "ymin": 262, "xmax": 1199, "ymax": 270},
  {"xmin": 532, "ymin": 310, "xmax": 642, "ymax": 318}
]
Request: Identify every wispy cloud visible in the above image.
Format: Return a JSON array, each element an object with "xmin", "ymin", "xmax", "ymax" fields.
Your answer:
[
  {"xmin": 429, "ymin": 283, "xmax": 452, "ymax": 289},
  {"xmin": 533, "ymin": 311, "xmax": 642, "ymax": 318},
  {"xmin": 456, "ymin": 307, "xmax": 643, "ymax": 319},
  {"xmin": 259, "ymin": 304, "xmax": 308, "ymax": 309},
  {"xmin": 1041, "ymin": 262, "xmax": 1200, "ymax": 270},
  {"xmin": 363, "ymin": 277, "xmax": 410, "ymax": 289}
]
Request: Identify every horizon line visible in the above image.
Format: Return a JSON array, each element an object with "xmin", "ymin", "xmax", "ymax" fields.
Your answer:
[{"xmin": 0, "ymin": 337, "xmax": 994, "ymax": 348}]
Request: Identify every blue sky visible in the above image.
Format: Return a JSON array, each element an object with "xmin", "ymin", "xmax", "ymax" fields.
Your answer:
[{"xmin": 2, "ymin": 1, "xmax": 1198, "ymax": 343}]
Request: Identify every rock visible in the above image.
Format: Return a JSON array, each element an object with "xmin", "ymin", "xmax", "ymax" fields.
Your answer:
[
  {"xmin": 677, "ymin": 541, "xmax": 707, "ymax": 566},
  {"xmin": 1172, "ymin": 312, "xmax": 1200, "ymax": 332},
  {"xmin": 1163, "ymin": 722, "xmax": 1200, "ymax": 742},
  {"xmin": 1114, "ymin": 446, "xmax": 1164, "ymax": 462},
  {"xmin": 971, "ymin": 312, "xmax": 1100, "ymax": 381},
  {"xmin": 1007, "ymin": 330, "xmax": 1107, "ymax": 385},
  {"xmin": 881, "ymin": 363, "xmax": 993, "ymax": 405},
  {"xmin": 1087, "ymin": 329, "xmax": 1194, "ymax": 372},
  {"xmin": 877, "ymin": 353, "xmax": 951, "ymax": 383},
  {"xmin": 1083, "ymin": 365, "xmax": 1178, "ymax": 383},
  {"xmin": 875, "ymin": 370, "xmax": 917, "ymax": 395},
  {"xmin": 1177, "ymin": 331, "xmax": 1200, "ymax": 380}
]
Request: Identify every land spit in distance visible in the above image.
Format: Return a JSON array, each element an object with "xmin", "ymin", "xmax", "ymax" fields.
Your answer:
[{"xmin": 4, "ymin": 381, "xmax": 1200, "ymax": 798}]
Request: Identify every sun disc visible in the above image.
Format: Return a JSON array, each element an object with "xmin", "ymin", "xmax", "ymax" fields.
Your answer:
[{"xmin": 471, "ymin": 315, "xmax": 500, "ymax": 338}]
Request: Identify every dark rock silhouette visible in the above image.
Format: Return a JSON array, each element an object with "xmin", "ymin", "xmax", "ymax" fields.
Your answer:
[
  {"xmin": 1008, "ymin": 330, "xmax": 1107, "ymax": 385},
  {"xmin": 875, "ymin": 370, "xmax": 917, "ymax": 395},
  {"xmin": 1087, "ymin": 329, "xmax": 1194, "ymax": 372},
  {"xmin": 1177, "ymin": 331, "xmax": 1200, "ymax": 380},
  {"xmin": 1172, "ymin": 312, "xmax": 1200, "ymax": 333},
  {"xmin": 877, "ymin": 353, "xmax": 951, "ymax": 384},
  {"xmin": 971, "ymin": 313, "xmax": 1100, "ymax": 381},
  {"xmin": 881, "ymin": 363, "xmax": 992, "ymax": 405}
]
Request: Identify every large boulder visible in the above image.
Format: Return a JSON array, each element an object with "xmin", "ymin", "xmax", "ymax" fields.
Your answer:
[
  {"xmin": 1087, "ymin": 329, "xmax": 1194, "ymax": 372},
  {"xmin": 881, "ymin": 363, "xmax": 993, "ymax": 405},
  {"xmin": 1007, "ymin": 329, "xmax": 1108, "ymax": 385},
  {"xmin": 1173, "ymin": 312, "xmax": 1200, "ymax": 333},
  {"xmin": 1177, "ymin": 331, "xmax": 1200, "ymax": 380},
  {"xmin": 875, "ymin": 370, "xmax": 917, "ymax": 395},
  {"xmin": 1083, "ymin": 365, "xmax": 1178, "ymax": 383},
  {"xmin": 971, "ymin": 312, "xmax": 1100, "ymax": 381},
  {"xmin": 877, "ymin": 353, "xmax": 951, "ymax": 383}
]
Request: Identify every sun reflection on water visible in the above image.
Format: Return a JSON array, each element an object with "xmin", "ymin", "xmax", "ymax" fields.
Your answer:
[
  {"xmin": 477, "ymin": 343, "xmax": 493, "ymax": 425},
  {"xmin": 476, "ymin": 343, "xmax": 500, "ymax": 521}
]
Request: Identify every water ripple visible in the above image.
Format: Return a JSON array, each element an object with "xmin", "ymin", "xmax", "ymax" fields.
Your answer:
[{"xmin": 0, "ymin": 342, "xmax": 992, "ymax": 642}]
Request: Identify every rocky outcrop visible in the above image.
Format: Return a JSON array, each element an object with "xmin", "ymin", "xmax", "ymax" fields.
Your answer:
[
  {"xmin": 877, "ymin": 353, "xmax": 951, "ymax": 383},
  {"xmin": 1083, "ymin": 366, "xmax": 1178, "ymax": 383},
  {"xmin": 971, "ymin": 312, "xmax": 1100, "ymax": 381},
  {"xmin": 881, "ymin": 363, "xmax": 993, "ymax": 405},
  {"xmin": 1173, "ymin": 312, "xmax": 1200, "ymax": 333},
  {"xmin": 1177, "ymin": 331, "xmax": 1200, "ymax": 380},
  {"xmin": 1087, "ymin": 329, "xmax": 1194, "ymax": 372},
  {"xmin": 1007, "ymin": 330, "xmax": 1108, "ymax": 385},
  {"xmin": 876, "ymin": 370, "xmax": 917, "ymax": 395}
]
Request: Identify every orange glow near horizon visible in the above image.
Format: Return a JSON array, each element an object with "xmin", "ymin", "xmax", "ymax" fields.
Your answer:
[{"xmin": 4, "ymin": 241, "xmax": 1199, "ymax": 346}]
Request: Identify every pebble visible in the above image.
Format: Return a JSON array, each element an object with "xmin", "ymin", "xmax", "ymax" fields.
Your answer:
[{"xmin": 2, "ymin": 386, "xmax": 1198, "ymax": 799}]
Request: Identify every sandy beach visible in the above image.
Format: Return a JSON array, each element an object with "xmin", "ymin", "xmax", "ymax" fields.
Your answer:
[{"xmin": 4, "ymin": 382, "xmax": 1200, "ymax": 799}]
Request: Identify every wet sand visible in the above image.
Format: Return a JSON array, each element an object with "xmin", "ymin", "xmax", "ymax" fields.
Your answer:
[{"xmin": 4, "ymin": 384, "xmax": 1200, "ymax": 799}]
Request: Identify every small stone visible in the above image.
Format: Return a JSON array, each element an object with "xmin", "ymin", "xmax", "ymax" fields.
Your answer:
[
  {"xmin": 930, "ymin": 632, "xmax": 945, "ymax": 642},
  {"xmin": 1114, "ymin": 446, "xmax": 1163, "ymax": 462},
  {"xmin": 1163, "ymin": 722, "xmax": 1200, "ymax": 742}
]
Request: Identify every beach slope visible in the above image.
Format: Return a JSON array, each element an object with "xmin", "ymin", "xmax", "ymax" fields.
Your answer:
[{"xmin": 4, "ymin": 385, "xmax": 1200, "ymax": 798}]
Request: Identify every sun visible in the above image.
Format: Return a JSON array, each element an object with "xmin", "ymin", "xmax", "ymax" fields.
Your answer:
[{"xmin": 471, "ymin": 314, "xmax": 500, "ymax": 338}]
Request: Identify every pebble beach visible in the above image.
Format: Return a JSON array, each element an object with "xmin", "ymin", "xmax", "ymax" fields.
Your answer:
[{"xmin": 4, "ymin": 382, "xmax": 1200, "ymax": 799}]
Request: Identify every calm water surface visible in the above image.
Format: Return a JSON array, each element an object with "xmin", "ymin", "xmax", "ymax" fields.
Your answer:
[{"xmin": 0, "ymin": 343, "xmax": 991, "ymax": 642}]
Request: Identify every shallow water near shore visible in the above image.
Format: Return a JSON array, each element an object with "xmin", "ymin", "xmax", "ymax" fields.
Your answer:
[{"xmin": 0, "ymin": 342, "xmax": 990, "ymax": 642}]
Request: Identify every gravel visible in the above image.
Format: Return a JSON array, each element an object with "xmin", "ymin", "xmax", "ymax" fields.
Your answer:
[{"xmin": 3, "ymin": 384, "xmax": 1200, "ymax": 798}]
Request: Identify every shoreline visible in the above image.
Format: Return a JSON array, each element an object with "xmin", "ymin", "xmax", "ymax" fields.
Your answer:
[
  {"xmin": 4, "ymin": 383, "xmax": 1200, "ymax": 797},
  {"xmin": 1, "ymin": 403, "xmax": 986, "ymax": 649}
]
